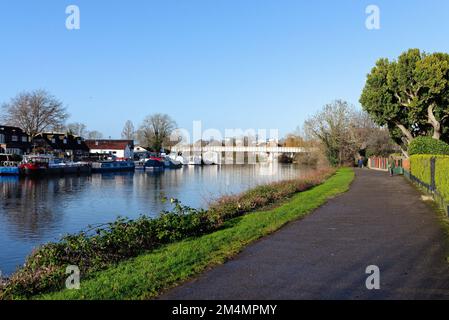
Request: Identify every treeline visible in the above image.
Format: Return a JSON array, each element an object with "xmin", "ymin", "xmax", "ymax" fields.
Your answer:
[
  {"xmin": 283, "ymin": 100, "xmax": 398, "ymax": 167},
  {"xmin": 0, "ymin": 90, "xmax": 177, "ymax": 152}
]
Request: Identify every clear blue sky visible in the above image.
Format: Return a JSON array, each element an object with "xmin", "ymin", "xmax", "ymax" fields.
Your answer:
[{"xmin": 1, "ymin": 0, "xmax": 449, "ymax": 138}]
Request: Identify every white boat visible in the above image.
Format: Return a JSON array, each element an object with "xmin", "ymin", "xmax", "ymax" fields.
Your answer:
[
  {"xmin": 188, "ymin": 155, "xmax": 202, "ymax": 165},
  {"xmin": 202, "ymin": 151, "xmax": 220, "ymax": 165},
  {"xmin": 168, "ymin": 153, "xmax": 188, "ymax": 165}
]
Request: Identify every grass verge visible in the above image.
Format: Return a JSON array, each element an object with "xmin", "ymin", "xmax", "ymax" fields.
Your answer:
[{"xmin": 37, "ymin": 168, "xmax": 354, "ymax": 300}]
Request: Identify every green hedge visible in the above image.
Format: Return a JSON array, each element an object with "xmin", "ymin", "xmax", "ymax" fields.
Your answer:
[
  {"xmin": 435, "ymin": 156, "xmax": 449, "ymax": 201},
  {"xmin": 410, "ymin": 155, "xmax": 449, "ymax": 201},
  {"xmin": 410, "ymin": 155, "xmax": 433, "ymax": 186},
  {"xmin": 408, "ymin": 136, "xmax": 449, "ymax": 156}
]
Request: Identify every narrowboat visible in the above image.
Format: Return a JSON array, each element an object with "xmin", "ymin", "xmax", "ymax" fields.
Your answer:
[{"xmin": 91, "ymin": 159, "xmax": 135, "ymax": 173}]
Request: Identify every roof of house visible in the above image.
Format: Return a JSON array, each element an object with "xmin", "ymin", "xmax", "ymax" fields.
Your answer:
[
  {"xmin": 0, "ymin": 125, "xmax": 28, "ymax": 136},
  {"xmin": 33, "ymin": 132, "xmax": 89, "ymax": 151},
  {"xmin": 85, "ymin": 140, "xmax": 134, "ymax": 151}
]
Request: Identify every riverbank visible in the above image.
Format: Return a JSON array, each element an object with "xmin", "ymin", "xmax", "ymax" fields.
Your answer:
[{"xmin": 31, "ymin": 168, "xmax": 354, "ymax": 300}]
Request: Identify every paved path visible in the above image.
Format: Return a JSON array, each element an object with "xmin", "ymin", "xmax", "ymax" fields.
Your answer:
[{"xmin": 161, "ymin": 169, "xmax": 449, "ymax": 300}]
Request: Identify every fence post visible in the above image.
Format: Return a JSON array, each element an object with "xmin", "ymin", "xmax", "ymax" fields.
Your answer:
[{"xmin": 430, "ymin": 157, "xmax": 436, "ymax": 192}]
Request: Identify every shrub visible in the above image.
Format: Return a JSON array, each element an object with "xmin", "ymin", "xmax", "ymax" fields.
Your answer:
[
  {"xmin": 408, "ymin": 136, "xmax": 449, "ymax": 156},
  {"xmin": 410, "ymin": 155, "xmax": 433, "ymax": 186},
  {"xmin": 434, "ymin": 156, "xmax": 449, "ymax": 201},
  {"xmin": 410, "ymin": 155, "xmax": 449, "ymax": 201},
  {"xmin": 0, "ymin": 168, "xmax": 335, "ymax": 299}
]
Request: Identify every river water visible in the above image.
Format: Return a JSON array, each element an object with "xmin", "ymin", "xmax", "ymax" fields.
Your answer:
[{"xmin": 0, "ymin": 164, "xmax": 310, "ymax": 275}]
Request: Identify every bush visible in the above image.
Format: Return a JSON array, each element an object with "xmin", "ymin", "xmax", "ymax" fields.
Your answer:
[
  {"xmin": 408, "ymin": 136, "xmax": 449, "ymax": 156},
  {"xmin": 0, "ymin": 168, "xmax": 335, "ymax": 299},
  {"xmin": 410, "ymin": 155, "xmax": 433, "ymax": 186},
  {"xmin": 410, "ymin": 155, "xmax": 449, "ymax": 201},
  {"xmin": 434, "ymin": 156, "xmax": 449, "ymax": 201}
]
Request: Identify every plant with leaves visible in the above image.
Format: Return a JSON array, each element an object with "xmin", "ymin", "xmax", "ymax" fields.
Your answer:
[{"xmin": 360, "ymin": 49, "xmax": 449, "ymax": 146}]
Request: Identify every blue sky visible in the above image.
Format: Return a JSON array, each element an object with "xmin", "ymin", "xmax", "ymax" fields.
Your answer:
[{"xmin": 1, "ymin": 0, "xmax": 449, "ymax": 138}]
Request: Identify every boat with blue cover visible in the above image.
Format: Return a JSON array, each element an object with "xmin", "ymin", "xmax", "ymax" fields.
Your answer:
[{"xmin": 91, "ymin": 159, "xmax": 135, "ymax": 173}]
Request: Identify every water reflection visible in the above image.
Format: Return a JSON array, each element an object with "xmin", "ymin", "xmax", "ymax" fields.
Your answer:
[{"xmin": 0, "ymin": 164, "xmax": 309, "ymax": 274}]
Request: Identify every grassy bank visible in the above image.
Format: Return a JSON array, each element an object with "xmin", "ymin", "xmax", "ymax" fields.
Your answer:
[{"xmin": 36, "ymin": 168, "xmax": 354, "ymax": 300}]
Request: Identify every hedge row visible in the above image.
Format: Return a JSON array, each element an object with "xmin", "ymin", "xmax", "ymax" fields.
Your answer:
[
  {"xmin": 435, "ymin": 156, "xmax": 449, "ymax": 201},
  {"xmin": 410, "ymin": 155, "xmax": 449, "ymax": 201},
  {"xmin": 0, "ymin": 168, "xmax": 334, "ymax": 299},
  {"xmin": 410, "ymin": 155, "xmax": 433, "ymax": 186}
]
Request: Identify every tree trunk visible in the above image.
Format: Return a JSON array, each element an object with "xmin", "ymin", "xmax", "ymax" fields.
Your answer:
[
  {"xmin": 427, "ymin": 104, "xmax": 441, "ymax": 140},
  {"xmin": 395, "ymin": 123, "xmax": 414, "ymax": 144}
]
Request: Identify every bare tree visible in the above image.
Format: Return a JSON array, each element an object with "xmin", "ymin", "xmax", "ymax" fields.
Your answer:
[
  {"xmin": 86, "ymin": 130, "xmax": 104, "ymax": 140},
  {"xmin": 304, "ymin": 100, "xmax": 399, "ymax": 166},
  {"xmin": 137, "ymin": 113, "xmax": 177, "ymax": 151},
  {"xmin": 121, "ymin": 120, "xmax": 135, "ymax": 140},
  {"xmin": 67, "ymin": 122, "xmax": 87, "ymax": 137},
  {"xmin": 1, "ymin": 90, "xmax": 69, "ymax": 138},
  {"xmin": 304, "ymin": 100, "xmax": 354, "ymax": 166}
]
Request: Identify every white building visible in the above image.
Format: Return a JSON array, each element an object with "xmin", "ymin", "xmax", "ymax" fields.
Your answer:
[{"xmin": 86, "ymin": 140, "xmax": 134, "ymax": 159}]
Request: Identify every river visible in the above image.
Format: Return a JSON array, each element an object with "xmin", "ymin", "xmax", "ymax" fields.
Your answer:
[{"xmin": 0, "ymin": 163, "xmax": 310, "ymax": 275}]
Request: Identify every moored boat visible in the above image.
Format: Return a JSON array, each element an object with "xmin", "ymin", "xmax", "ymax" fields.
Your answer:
[
  {"xmin": 91, "ymin": 159, "xmax": 135, "ymax": 173},
  {"xmin": 143, "ymin": 156, "xmax": 165, "ymax": 171},
  {"xmin": 163, "ymin": 156, "xmax": 183, "ymax": 169},
  {"xmin": 0, "ymin": 154, "xmax": 20, "ymax": 176},
  {"xmin": 19, "ymin": 155, "xmax": 91, "ymax": 176}
]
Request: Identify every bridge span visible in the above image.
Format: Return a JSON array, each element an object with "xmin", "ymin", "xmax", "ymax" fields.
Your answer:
[{"xmin": 171, "ymin": 145, "xmax": 308, "ymax": 154}]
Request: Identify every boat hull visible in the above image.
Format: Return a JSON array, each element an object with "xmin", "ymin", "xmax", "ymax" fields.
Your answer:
[
  {"xmin": 47, "ymin": 166, "xmax": 92, "ymax": 175},
  {"xmin": 0, "ymin": 167, "xmax": 20, "ymax": 176},
  {"xmin": 91, "ymin": 161, "xmax": 135, "ymax": 173}
]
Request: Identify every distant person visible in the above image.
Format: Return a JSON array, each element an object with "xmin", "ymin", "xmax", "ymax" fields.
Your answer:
[
  {"xmin": 358, "ymin": 158, "xmax": 364, "ymax": 168},
  {"xmin": 388, "ymin": 157, "xmax": 395, "ymax": 177}
]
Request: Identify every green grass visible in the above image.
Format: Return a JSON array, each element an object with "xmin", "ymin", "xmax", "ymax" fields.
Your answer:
[{"xmin": 37, "ymin": 168, "xmax": 354, "ymax": 300}]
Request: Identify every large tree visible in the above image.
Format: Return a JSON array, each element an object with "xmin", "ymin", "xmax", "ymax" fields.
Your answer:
[
  {"xmin": 304, "ymin": 100, "xmax": 392, "ymax": 166},
  {"xmin": 137, "ymin": 113, "xmax": 177, "ymax": 152},
  {"xmin": 121, "ymin": 120, "xmax": 135, "ymax": 140},
  {"xmin": 1, "ymin": 90, "xmax": 69, "ymax": 138},
  {"xmin": 360, "ymin": 49, "xmax": 449, "ymax": 145},
  {"xmin": 304, "ymin": 100, "xmax": 357, "ymax": 166}
]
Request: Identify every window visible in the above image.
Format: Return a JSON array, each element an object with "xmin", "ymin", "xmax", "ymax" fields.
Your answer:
[
  {"xmin": 0, "ymin": 134, "xmax": 4, "ymax": 144},
  {"xmin": 22, "ymin": 136, "xmax": 28, "ymax": 143},
  {"xmin": 77, "ymin": 139, "xmax": 81, "ymax": 145},
  {"xmin": 11, "ymin": 135, "xmax": 18, "ymax": 142},
  {"xmin": 63, "ymin": 138, "xmax": 67, "ymax": 144},
  {"xmin": 51, "ymin": 138, "xmax": 56, "ymax": 143}
]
